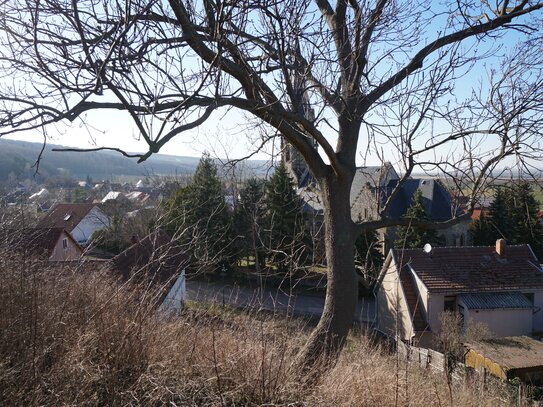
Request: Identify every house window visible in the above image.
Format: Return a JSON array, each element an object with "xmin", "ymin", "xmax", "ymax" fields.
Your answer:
[
  {"xmin": 62, "ymin": 238, "xmax": 68, "ymax": 249},
  {"xmin": 444, "ymin": 296, "xmax": 456, "ymax": 312}
]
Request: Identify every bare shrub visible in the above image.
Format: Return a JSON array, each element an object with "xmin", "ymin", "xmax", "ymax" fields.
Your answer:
[{"xmin": 0, "ymin": 251, "xmax": 305, "ymax": 405}]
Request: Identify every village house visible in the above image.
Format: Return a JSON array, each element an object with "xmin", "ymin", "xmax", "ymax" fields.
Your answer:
[
  {"xmin": 284, "ymin": 149, "xmax": 471, "ymax": 254},
  {"xmin": 278, "ymin": 88, "xmax": 470, "ymax": 252},
  {"xmin": 1, "ymin": 227, "xmax": 83, "ymax": 261},
  {"xmin": 36, "ymin": 203, "xmax": 110, "ymax": 246},
  {"xmin": 108, "ymin": 230, "xmax": 189, "ymax": 313},
  {"xmin": 375, "ymin": 240, "xmax": 543, "ymax": 348}
]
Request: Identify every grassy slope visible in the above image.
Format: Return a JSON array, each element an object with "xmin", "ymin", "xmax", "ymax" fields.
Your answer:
[{"xmin": 0, "ymin": 256, "xmax": 516, "ymax": 406}]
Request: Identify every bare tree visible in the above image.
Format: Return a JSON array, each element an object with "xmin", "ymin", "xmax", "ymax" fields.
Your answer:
[{"xmin": 1, "ymin": 0, "xmax": 542, "ymax": 371}]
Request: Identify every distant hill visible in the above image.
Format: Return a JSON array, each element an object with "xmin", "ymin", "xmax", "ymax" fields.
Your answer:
[{"xmin": 0, "ymin": 139, "xmax": 268, "ymax": 181}]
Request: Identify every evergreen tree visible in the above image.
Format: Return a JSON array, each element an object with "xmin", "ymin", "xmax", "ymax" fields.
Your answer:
[
  {"xmin": 234, "ymin": 177, "xmax": 267, "ymax": 272},
  {"xmin": 73, "ymin": 187, "xmax": 88, "ymax": 203},
  {"xmin": 395, "ymin": 189, "xmax": 444, "ymax": 249},
  {"xmin": 355, "ymin": 230, "xmax": 383, "ymax": 285},
  {"xmin": 471, "ymin": 183, "xmax": 542, "ymax": 259},
  {"xmin": 487, "ymin": 186, "xmax": 513, "ymax": 240},
  {"xmin": 470, "ymin": 185, "xmax": 512, "ymax": 246},
  {"xmin": 162, "ymin": 154, "xmax": 232, "ymax": 272},
  {"xmin": 469, "ymin": 211, "xmax": 495, "ymax": 246},
  {"xmin": 510, "ymin": 182, "xmax": 543, "ymax": 258},
  {"xmin": 264, "ymin": 161, "xmax": 306, "ymax": 272}
]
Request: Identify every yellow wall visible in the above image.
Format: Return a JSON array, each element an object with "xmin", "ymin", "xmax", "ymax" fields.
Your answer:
[{"xmin": 464, "ymin": 349, "xmax": 507, "ymax": 380}]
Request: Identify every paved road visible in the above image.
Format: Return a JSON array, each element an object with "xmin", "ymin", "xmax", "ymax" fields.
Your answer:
[{"xmin": 186, "ymin": 278, "xmax": 375, "ymax": 324}]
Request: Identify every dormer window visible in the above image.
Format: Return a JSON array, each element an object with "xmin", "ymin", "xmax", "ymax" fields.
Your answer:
[
  {"xmin": 62, "ymin": 238, "xmax": 68, "ymax": 249},
  {"xmin": 64, "ymin": 213, "xmax": 72, "ymax": 221}
]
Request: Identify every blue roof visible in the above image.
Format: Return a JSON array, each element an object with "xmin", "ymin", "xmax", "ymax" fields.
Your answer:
[
  {"xmin": 385, "ymin": 179, "xmax": 454, "ymax": 221},
  {"xmin": 459, "ymin": 292, "xmax": 533, "ymax": 310}
]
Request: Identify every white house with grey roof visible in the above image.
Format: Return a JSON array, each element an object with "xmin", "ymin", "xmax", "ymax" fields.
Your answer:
[{"xmin": 375, "ymin": 240, "xmax": 543, "ymax": 348}]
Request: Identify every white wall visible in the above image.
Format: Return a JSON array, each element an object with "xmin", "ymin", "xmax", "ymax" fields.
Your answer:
[
  {"xmin": 161, "ymin": 272, "xmax": 186, "ymax": 314},
  {"xmin": 376, "ymin": 259, "xmax": 414, "ymax": 341},
  {"xmin": 72, "ymin": 206, "xmax": 110, "ymax": 244},
  {"xmin": 463, "ymin": 307, "xmax": 532, "ymax": 337},
  {"xmin": 533, "ymin": 291, "xmax": 543, "ymax": 332},
  {"xmin": 49, "ymin": 231, "xmax": 83, "ymax": 261},
  {"xmin": 427, "ymin": 293, "xmax": 445, "ymax": 336}
]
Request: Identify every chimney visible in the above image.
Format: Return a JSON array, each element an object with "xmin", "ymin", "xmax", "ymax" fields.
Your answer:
[{"xmin": 496, "ymin": 239, "xmax": 506, "ymax": 257}]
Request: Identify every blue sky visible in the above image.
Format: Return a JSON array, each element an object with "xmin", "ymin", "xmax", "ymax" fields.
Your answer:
[{"xmin": 3, "ymin": 0, "xmax": 542, "ymax": 172}]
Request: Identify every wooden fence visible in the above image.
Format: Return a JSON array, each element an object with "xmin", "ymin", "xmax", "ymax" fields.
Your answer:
[
  {"xmin": 396, "ymin": 341, "xmax": 539, "ymax": 406},
  {"xmin": 397, "ymin": 340, "xmax": 446, "ymax": 372}
]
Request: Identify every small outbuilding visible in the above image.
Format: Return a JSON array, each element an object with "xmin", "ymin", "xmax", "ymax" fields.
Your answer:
[
  {"xmin": 1, "ymin": 227, "xmax": 83, "ymax": 261},
  {"xmin": 465, "ymin": 336, "xmax": 543, "ymax": 385}
]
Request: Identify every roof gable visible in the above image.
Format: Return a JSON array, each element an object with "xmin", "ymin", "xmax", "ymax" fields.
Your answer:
[
  {"xmin": 1, "ymin": 227, "xmax": 82, "ymax": 258},
  {"xmin": 385, "ymin": 179, "xmax": 453, "ymax": 221},
  {"xmin": 109, "ymin": 230, "xmax": 189, "ymax": 299}
]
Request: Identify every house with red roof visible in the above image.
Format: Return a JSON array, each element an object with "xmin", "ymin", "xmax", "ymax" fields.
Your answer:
[
  {"xmin": 2, "ymin": 227, "xmax": 83, "ymax": 261},
  {"xmin": 37, "ymin": 203, "xmax": 110, "ymax": 245},
  {"xmin": 375, "ymin": 240, "xmax": 543, "ymax": 348},
  {"xmin": 108, "ymin": 230, "xmax": 189, "ymax": 313}
]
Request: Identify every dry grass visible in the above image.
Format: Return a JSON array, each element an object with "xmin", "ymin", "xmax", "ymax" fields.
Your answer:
[
  {"xmin": 0, "ymin": 252, "xmax": 518, "ymax": 406},
  {"xmin": 311, "ymin": 332, "xmax": 514, "ymax": 407}
]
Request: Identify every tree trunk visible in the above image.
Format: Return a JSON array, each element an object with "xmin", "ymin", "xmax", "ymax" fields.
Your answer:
[{"xmin": 293, "ymin": 171, "xmax": 358, "ymax": 375}]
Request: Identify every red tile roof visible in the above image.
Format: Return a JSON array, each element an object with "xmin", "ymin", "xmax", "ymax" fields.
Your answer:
[
  {"xmin": 109, "ymin": 230, "xmax": 189, "ymax": 302},
  {"xmin": 2, "ymin": 227, "xmax": 81, "ymax": 258},
  {"xmin": 37, "ymin": 203, "xmax": 97, "ymax": 232},
  {"xmin": 392, "ymin": 245, "xmax": 543, "ymax": 293},
  {"xmin": 399, "ymin": 265, "xmax": 429, "ymax": 332}
]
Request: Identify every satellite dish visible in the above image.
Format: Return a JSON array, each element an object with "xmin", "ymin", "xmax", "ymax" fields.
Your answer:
[{"xmin": 423, "ymin": 243, "xmax": 432, "ymax": 254}]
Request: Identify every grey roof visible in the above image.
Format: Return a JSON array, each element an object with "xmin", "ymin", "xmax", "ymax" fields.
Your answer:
[
  {"xmin": 459, "ymin": 292, "xmax": 533, "ymax": 310},
  {"xmin": 296, "ymin": 163, "xmax": 455, "ymax": 223},
  {"xmin": 350, "ymin": 164, "xmax": 398, "ymax": 206}
]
